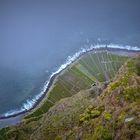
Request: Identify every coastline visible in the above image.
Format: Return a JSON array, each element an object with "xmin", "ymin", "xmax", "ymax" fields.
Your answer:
[
  {"xmin": 0, "ymin": 45, "xmax": 140, "ymax": 128},
  {"xmin": 26, "ymin": 47, "xmax": 139, "ymax": 115}
]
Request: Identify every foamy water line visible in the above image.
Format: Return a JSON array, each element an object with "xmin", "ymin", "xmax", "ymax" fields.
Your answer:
[{"xmin": 3, "ymin": 44, "xmax": 140, "ymax": 117}]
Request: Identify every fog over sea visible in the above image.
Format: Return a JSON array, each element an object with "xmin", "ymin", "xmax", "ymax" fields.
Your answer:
[{"xmin": 0, "ymin": 0, "xmax": 140, "ymax": 117}]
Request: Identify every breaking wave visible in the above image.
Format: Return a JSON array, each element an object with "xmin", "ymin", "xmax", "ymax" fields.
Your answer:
[{"xmin": 2, "ymin": 43, "xmax": 140, "ymax": 118}]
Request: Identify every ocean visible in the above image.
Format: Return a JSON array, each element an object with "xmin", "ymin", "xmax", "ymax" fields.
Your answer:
[
  {"xmin": 0, "ymin": 0, "xmax": 140, "ymax": 118},
  {"xmin": 0, "ymin": 44, "xmax": 140, "ymax": 118}
]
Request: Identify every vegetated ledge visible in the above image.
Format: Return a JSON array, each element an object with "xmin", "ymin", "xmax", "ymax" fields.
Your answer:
[
  {"xmin": 0, "ymin": 48, "xmax": 130, "ymax": 130},
  {"xmin": 24, "ymin": 49, "xmax": 129, "ymax": 119},
  {"xmin": 0, "ymin": 47, "xmax": 131, "ymax": 121},
  {"xmin": 0, "ymin": 53, "xmax": 140, "ymax": 140}
]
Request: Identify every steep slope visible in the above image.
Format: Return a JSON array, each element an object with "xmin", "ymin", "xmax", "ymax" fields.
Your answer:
[
  {"xmin": 26, "ymin": 51, "xmax": 128, "ymax": 120},
  {"xmin": 0, "ymin": 53, "xmax": 140, "ymax": 140},
  {"xmin": 30, "ymin": 54, "xmax": 140, "ymax": 140},
  {"xmin": 0, "ymin": 82, "xmax": 107, "ymax": 140}
]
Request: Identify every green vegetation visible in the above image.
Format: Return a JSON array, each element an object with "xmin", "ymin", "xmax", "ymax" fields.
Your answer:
[
  {"xmin": 92, "ymin": 126, "xmax": 112, "ymax": 140},
  {"xmin": 135, "ymin": 56, "xmax": 140, "ymax": 76},
  {"xmin": 79, "ymin": 105, "xmax": 101, "ymax": 123},
  {"xmin": 2, "ymin": 51, "xmax": 138, "ymax": 140},
  {"xmin": 103, "ymin": 112, "xmax": 112, "ymax": 121},
  {"xmin": 0, "ymin": 128, "xmax": 9, "ymax": 140},
  {"xmin": 26, "ymin": 51, "xmax": 128, "ymax": 119}
]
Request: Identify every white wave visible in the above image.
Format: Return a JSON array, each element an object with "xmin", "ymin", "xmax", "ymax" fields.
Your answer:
[
  {"xmin": 3, "ymin": 43, "xmax": 140, "ymax": 117},
  {"xmin": 3, "ymin": 108, "xmax": 25, "ymax": 117}
]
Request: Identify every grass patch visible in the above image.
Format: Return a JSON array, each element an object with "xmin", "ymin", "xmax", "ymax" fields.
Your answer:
[{"xmin": 25, "ymin": 52, "xmax": 128, "ymax": 119}]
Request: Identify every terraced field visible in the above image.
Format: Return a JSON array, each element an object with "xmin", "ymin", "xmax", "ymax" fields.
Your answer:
[{"xmin": 25, "ymin": 51, "xmax": 128, "ymax": 119}]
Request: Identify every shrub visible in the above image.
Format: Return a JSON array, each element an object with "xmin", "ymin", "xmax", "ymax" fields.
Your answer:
[
  {"xmin": 135, "ymin": 59, "xmax": 140, "ymax": 76},
  {"xmin": 92, "ymin": 126, "xmax": 112, "ymax": 140},
  {"xmin": 103, "ymin": 112, "xmax": 112, "ymax": 121},
  {"xmin": 90, "ymin": 110, "xmax": 101, "ymax": 118}
]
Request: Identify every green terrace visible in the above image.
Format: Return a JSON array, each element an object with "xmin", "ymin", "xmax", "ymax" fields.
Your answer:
[{"xmin": 25, "ymin": 51, "xmax": 128, "ymax": 120}]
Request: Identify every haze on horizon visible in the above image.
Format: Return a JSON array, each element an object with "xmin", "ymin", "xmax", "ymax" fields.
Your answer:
[{"xmin": 0, "ymin": 0, "xmax": 140, "ymax": 74}]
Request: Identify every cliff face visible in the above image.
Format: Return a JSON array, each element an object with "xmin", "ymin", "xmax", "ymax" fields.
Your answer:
[{"xmin": 0, "ymin": 54, "xmax": 140, "ymax": 140}]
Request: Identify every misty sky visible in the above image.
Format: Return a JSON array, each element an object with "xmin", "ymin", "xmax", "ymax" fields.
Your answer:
[{"xmin": 0, "ymin": 0, "xmax": 140, "ymax": 75}]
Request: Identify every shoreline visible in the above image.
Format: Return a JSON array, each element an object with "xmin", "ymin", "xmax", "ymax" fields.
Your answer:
[{"xmin": 0, "ymin": 46, "xmax": 140, "ymax": 125}]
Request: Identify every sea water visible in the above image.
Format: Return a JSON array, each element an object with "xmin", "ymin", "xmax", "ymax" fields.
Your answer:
[
  {"xmin": 0, "ymin": 0, "xmax": 140, "ymax": 117},
  {"xmin": 0, "ymin": 44, "xmax": 140, "ymax": 117}
]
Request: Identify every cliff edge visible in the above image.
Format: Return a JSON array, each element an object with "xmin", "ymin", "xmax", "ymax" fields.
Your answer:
[{"xmin": 0, "ymin": 54, "xmax": 140, "ymax": 140}]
